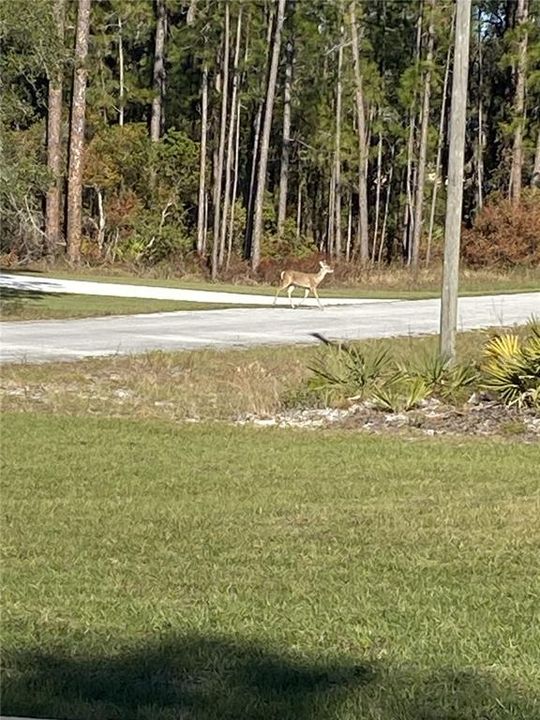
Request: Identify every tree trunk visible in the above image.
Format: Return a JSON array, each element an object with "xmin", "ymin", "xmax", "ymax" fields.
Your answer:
[
  {"xmin": 296, "ymin": 172, "xmax": 303, "ymax": 240},
  {"xmin": 277, "ymin": 38, "xmax": 293, "ymax": 235},
  {"xmin": 118, "ymin": 16, "xmax": 124, "ymax": 126},
  {"xmin": 245, "ymin": 6, "xmax": 274, "ymax": 258},
  {"xmin": 404, "ymin": 8, "xmax": 423, "ymax": 264},
  {"xmin": 150, "ymin": 0, "xmax": 167, "ymax": 142},
  {"xmin": 509, "ymin": 0, "xmax": 528, "ymax": 205},
  {"xmin": 211, "ymin": 1, "xmax": 230, "ymax": 280},
  {"xmin": 378, "ymin": 149, "xmax": 395, "ymax": 264},
  {"xmin": 346, "ymin": 189, "xmax": 353, "ymax": 262},
  {"xmin": 66, "ymin": 0, "xmax": 91, "ymax": 264},
  {"xmin": 532, "ymin": 128, "xmax": 540, "ymax": 183},
  {"xmin": 96, "ymin": 187, "xmax": 105, "ymax": 253},
  {"xmin": 327, "ymin": 163, "xmax": 336, "ymax": 256},
  {"xmin": 219, "ymin": 6, "xmax": 242, "ymax": 268},
  {"xmin": 186, "ymin": 0, "xmax": 197, "ymax": 25},
  {"xmin": 45, "ymin": 0, "xmax": 65, "ymax": 259},
  {"xmin": 427, "ymin": 8, "xmax": 453, "ymax": 266},
  {"xmin": 334, "ymin": 21, "xmax": 344, "ymax": 258},
  {"xmin": 226, "ymin": 95, "xmax": 242, "ymax": 269},
  {"xmin": 196, "ymin": 63, "xmax": 208, "ymax": 256},
  {"xmin": 349, "ymin": 1, "xmax": 369, "ymax": 264},
  {"xmin": 371, "ymin": 128, "xmax": 383, "ymax": 263},
  {"xmin": 411, "ymin": 0, "xmax": 435, "ymax": 269},
  {"xmin": 250, "ymin": 0, "xmax": 286, "ymax": 271}
]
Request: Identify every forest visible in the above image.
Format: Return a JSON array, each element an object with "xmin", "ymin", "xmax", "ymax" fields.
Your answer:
[{"xmin": 1, "ymin": 0, "xmax": 539, "ymax": 278}]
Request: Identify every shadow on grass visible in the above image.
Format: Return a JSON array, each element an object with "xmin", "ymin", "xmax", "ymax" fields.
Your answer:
[
  {"xmin": 0, "ymin": 286, "xmax": 48, "ymax": 317},
  {"xmin": 2, "ymin": 633, "xmax": 538, "ymax": 719}
]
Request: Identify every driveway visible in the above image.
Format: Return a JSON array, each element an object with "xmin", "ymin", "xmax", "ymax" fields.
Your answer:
[{"xmin": 1, "ymin": 274, "xmax": 538, "ymax": 363}]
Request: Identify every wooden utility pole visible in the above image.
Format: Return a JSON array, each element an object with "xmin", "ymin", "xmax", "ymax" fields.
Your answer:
[{"xmin": 440, "ymin": 0, "xmax": 471, "ymax": 360}]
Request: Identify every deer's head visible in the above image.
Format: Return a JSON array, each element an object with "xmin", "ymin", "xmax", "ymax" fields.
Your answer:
[{"xmin": 319, "ymin": 260, "xmax": 334, "ymax": 275}]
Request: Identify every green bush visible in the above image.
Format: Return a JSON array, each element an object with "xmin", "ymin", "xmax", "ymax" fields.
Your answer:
[{"xmin": 481, "ymin": 324, "xmax": 540, "ymax": 408}]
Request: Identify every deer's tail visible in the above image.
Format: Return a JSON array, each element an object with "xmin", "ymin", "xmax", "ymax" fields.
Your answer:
[{"xmin": 280, "ymin": 270, "xmax": 285, "ymax": 280}]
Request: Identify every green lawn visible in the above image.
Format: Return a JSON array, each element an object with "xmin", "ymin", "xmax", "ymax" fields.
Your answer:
[
  {"xmin": 0, "ymin": 290, "xmax": 234, "ymax": 321},
  {"xmin": 2, "ymin": 412, "xmax": 539, "ymax": 719}
]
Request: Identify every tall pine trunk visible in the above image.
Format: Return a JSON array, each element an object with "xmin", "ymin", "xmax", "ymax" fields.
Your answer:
[
  {"xmin": 66, "ymin": 0, "xmax": 91, "ymax": 264},
  {"xmin": 334, "ymin": 20, "xmax": 344, "ymax": 259},
  {"xmin": 250, "ymin": 0, "xmax": 286, "ymax": 271},
  {"xmin": 371, "ymin": 128, "xmax": 383, "ymax": 263},
  {"xmin": 476, "ymin": 7, "xmax": 484, "ymax": 212},
  {"xmin": 532, "ymin": 128, "xmax": 540, "ymax": 183},
  {"xmin": 118, "ymin": 16, "xmax": 124, "ymax": 126},
  {"xmin": 196, "ymin": 63, "xmax": 208, "ymax": 256},
  {"xmin": 509, "ymin": 0, "xmax": 528, "ymax": 205},
  {"xmin": 219, "ymin": 6, "xmax": 243, "ymax": 268},
  {"xmin": 411, "ymin": 0, "xmax": 435, "ymax": 270},
  {"xmin": 349, "ymin": 1, "xmax": 369, "ymax": 264},
  {"xmin": 226, "ymin": 97, "xmax": 242, "ymax": 268},
  {"xmin": 277, "ymin": 38, "xmax": 293, "ymax": 235},
  {"xmin": 426, "ymin": 8, "xmax": 453, "ymax": 266},
  {"xmin": 45, "ymin": 0, "xmax": 65, "ymax": 259},
  {"xmin": 150, "ymin": 0, "xmax": 167, "ymax": 142},
  {"xmin": 245, "ymin": 7, "xmax": 274, "ymax": 258},
  {"xmin": 211, "ymin": 1, "xmax": 230, "ymax": 280},
  {"xmin": 403, "ymin": 7, "xmax": 423, "ymax": 264}
]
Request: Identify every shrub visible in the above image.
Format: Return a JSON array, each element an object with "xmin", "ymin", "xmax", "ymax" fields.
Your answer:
[
  {"xmin": 481, "ymin": 324, "xmax": 540, "ymax": 408},
  {"xmin": 302, "ymin": 340, "xmax": 481, "ymax": 411},
  {"xmin": 462, "ymin": 191, "xmax": 540, "ymax": 267}
]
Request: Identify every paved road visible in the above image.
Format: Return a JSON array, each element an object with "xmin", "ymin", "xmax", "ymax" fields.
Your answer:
[
  {"xmin": 1, "ymin": 288, "xmax": 538, "ymax": 363},
  {"xmin": 0, "ymin": 272, "xmax": 371, "ymax": 307}
]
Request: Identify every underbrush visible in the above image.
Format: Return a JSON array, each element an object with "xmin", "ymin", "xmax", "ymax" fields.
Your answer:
[
  {"xmin": 288, "ymin": 321, "xmax": 540, "ymax": 413},
  {"xmin": 462, "ymin": 190, "xmax": 540, "ymax": 268}
]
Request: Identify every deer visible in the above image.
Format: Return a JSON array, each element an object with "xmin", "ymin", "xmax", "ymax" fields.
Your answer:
[{"xmin": 273, "ymin": 260, "xmax": 334, "ymax": 310}]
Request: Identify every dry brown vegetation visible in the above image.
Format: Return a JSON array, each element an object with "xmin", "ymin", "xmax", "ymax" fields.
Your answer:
[
  {"xmin": 462, "ymin": 191, "xmax": 540, "ymax": 268},
  {"xmin": 0, "ymin": 330, "xmax": 520, "ymax": 425}
]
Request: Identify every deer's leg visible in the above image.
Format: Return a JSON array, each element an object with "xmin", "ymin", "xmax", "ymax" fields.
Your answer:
[
  {"xmin": 287, "ymin": 284, "xmax": 296, "ymax": 308},
  {"xmin": 313, "ymin": 287, "xmax": 324, "ymax": 310},
  {"xmin": 298, "ymin": 288, "xmax": 310, "ymax": 306}
]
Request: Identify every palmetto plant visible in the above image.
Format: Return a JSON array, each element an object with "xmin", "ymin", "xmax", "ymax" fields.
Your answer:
[
  {"xmin": 371, "ymin": 377, "xmax": 430, "ymax": 413},
  {"xmin": 481, "ymin": 327, "xmax": 540, "ymax": 408},
  {"xmin": 398, "ymin": 353, "xmax": 479, "ymax": 401},
  {"xmin": 307, "ymin": 345, "xmax": 395, "ymax": 402}
]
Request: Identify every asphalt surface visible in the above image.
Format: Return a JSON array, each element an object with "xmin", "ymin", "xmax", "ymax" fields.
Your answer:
[
  {"xmin": 1, "ymin": 279, "xmax": 538, "ymax": 363},
  {"xmin": 0, "ymin": 272, "xmax": 372, "ymax": 307}
]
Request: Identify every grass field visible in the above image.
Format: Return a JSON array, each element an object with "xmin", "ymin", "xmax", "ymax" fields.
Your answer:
[
  {"xmin": 0, "ymin": 289, "xmax": 233, "ymax": 321},
  {"xmin": 2, "ymin": 412, "xmax": 539, "ymax": 719}
]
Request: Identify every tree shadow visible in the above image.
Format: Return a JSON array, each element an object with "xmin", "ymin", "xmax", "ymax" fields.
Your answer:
[
  {"xmin": 1, "ymin": 633, "xmax": 374, "ymax": 720},
  {"xmin": 0, "ymin": 286, "xmax": 50, "ymax": 318},
  {"xmin": 2, "ymin": 633, "xmax": 538, "ymax": 720}
]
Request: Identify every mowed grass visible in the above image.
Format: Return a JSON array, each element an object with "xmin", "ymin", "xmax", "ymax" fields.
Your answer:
[
  {"xmin": 11, "ymin": 264, "xmax": 540, "ymax": 299},
  {"xmin": 0, "ymin": 290, "xmax": 234, "ymax": 321},
  {"xmin": 2, "ymin": 412, "xmax": 539, "ymax": 719}
]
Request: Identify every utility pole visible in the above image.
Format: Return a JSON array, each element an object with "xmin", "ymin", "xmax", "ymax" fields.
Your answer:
[{"xmin": 440, "ymin": 0, "xmax": 471, "ymax": 360}]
